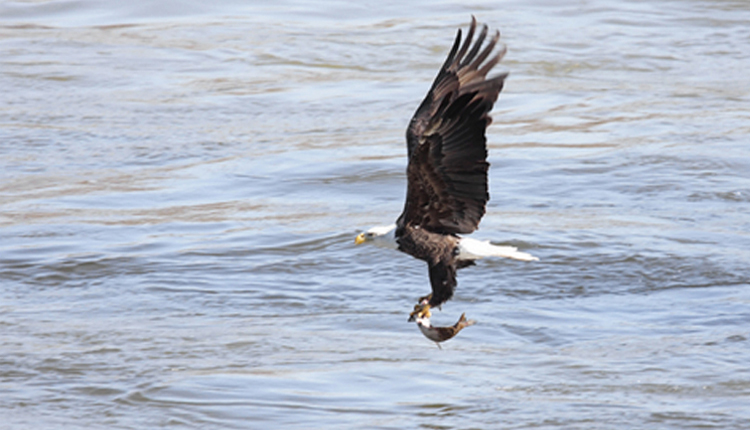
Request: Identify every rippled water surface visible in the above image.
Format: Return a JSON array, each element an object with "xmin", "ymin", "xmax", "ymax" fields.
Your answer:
[{"xmin": 2, "ymin": 0, "xmax": 750, "ymax": 428}]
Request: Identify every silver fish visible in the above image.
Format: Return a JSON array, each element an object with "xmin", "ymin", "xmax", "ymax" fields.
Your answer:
[{"xmin": 414, "ymin": 312, "xmax": 476, "ymax": 349}]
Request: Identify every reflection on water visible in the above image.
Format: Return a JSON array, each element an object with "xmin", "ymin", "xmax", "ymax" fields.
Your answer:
[{"xmin": 2, "ymin": 0, "xmax": 750, "ymax": 428}]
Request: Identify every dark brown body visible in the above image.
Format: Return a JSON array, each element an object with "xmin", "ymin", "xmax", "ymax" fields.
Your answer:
[{"xmin": 396, "ymin": 225, "xmax": 463, "ymax": 307}]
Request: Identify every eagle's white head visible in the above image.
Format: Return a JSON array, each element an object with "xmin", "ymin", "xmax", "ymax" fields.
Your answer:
[{"xmin": 354, "ymin": 224, "xmax": 397, "ymax": 249}]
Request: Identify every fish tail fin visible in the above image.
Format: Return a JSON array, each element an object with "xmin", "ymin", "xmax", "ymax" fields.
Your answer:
[{"xmin": 456, "ymin": 313, "xmax": 476, "ymax": 330}]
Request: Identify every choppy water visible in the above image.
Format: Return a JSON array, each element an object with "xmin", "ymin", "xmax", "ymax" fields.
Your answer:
[{"xmin": 2, "ymin": 0, "xmax": 750, "ymax": 428}]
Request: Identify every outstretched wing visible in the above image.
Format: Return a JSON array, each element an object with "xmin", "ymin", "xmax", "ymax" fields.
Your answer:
[{"xmin": 398, "ymin": 17, "xmax": 507, "ymax": 235}]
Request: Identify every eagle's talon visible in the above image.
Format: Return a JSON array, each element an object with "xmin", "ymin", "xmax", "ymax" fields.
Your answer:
[{"xmin": 408, "ymin": 303, "xmax": 432, "ymax": 322}]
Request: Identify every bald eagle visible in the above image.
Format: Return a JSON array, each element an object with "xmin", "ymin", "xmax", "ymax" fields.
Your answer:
[{"xmin": 355, "ymin": 17, "xmax": 538, "ymax": 320}]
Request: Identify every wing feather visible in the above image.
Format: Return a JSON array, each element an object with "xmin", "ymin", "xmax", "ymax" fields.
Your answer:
[{"xmin": 399, "ymin": 17, "xmax": 507, "ymax": 235}]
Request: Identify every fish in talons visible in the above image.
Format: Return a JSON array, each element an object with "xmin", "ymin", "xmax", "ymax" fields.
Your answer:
[{"xmin": 411, "ymin": 307, "xmax": 476, "ymax": 349}]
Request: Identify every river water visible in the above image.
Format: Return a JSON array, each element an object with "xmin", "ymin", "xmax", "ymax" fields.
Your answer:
[{"xmin": 2, "ymin": 0, "xmax": 749, "ymax": 428}]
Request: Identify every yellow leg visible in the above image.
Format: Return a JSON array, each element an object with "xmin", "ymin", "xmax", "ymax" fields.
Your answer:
[{"xmin": 418, "ymin": 293, "xmax": 432, "ymax": 305}]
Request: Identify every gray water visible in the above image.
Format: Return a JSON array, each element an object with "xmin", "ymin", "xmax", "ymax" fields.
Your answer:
[{"xmin": 2, "ymin": 0, "xmax": 750, "ymax": 428}]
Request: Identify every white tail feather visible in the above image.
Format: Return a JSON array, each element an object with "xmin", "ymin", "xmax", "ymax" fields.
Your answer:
[{"xmin": 457, "ymin": 237, "xmax": 539, "ymax": 262}]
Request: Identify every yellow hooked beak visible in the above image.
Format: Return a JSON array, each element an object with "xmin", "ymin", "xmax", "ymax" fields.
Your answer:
[{"xmin": 354, "ymin": 233, "xmax": 366, "ymax": 245}]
